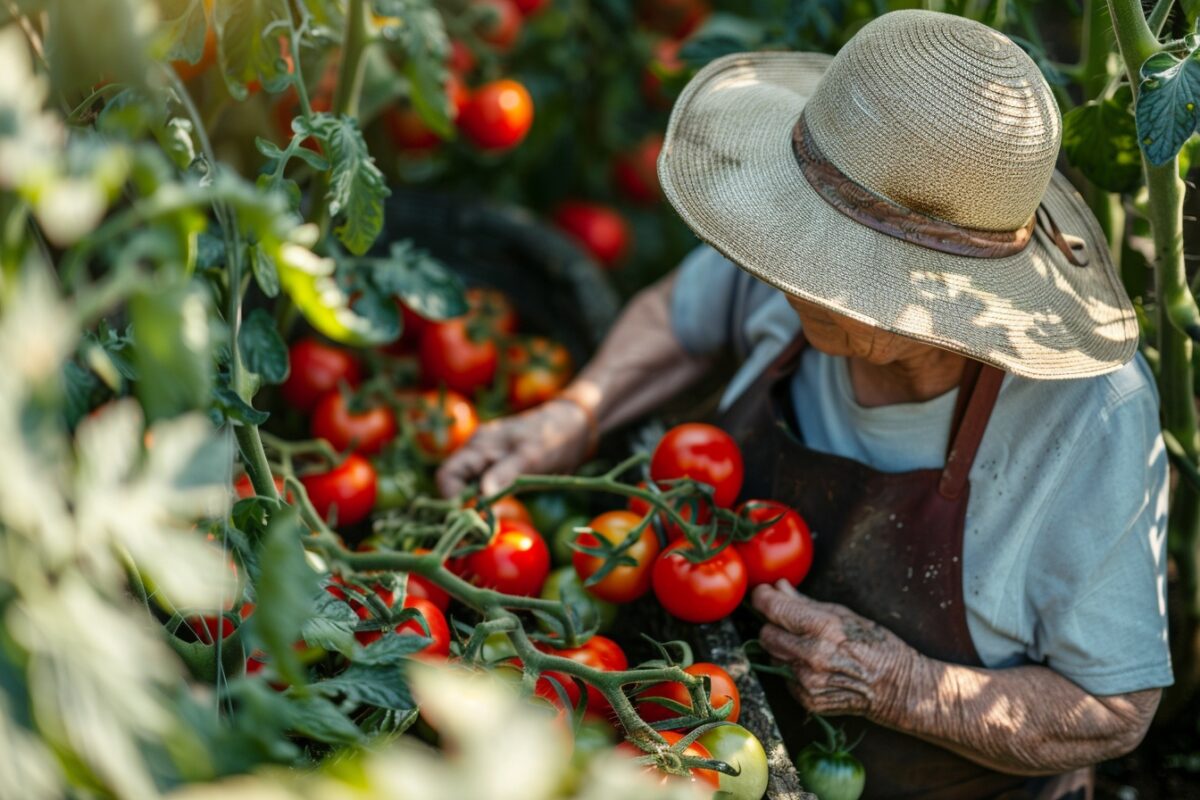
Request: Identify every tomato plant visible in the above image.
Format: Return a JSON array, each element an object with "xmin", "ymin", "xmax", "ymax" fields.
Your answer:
[
  {"xmin": 553, "ymin": 202, "xmax": 631, "ymax": 269},
  {"xmin": 612, "ymin": 134, "xmax": 664, "ymax": 204},
  {"xmin": 572, "ymin": 510, "xmax": 660, "ymax": 604},
  {"xmin": 538, "ymin": 634, "xmax": 628, "ymax": 717},
  {"xmin": 652, "ymin": 540, "xmax": 748, "ymax": 623},
  {"xmin": 735, "ymin": 500, "xmax": 814, "ymax": 588},
  {"xmin": 616, "ymin": 730, "xmax": 721, "ymax": 790},
  {"xmin": 651, "ymin": 423, "xmax": 745, "ymax": 508},
  {"xmin": 466, "ymin": 287, "xmax": 519, "ymax": 336}
]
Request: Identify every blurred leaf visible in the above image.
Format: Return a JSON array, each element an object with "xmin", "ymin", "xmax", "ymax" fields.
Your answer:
[
  {"xmin": 45, "ymin": 0, "xmax": 152, "ymax": 94},
  {"xmin": 1063, "ymin": 94, "xmax": 1143, "ymax": 193},
  {"xmin": 351, "ymin": 241, "xmax": 467, "ymax": 321},
  {"xmin": 275, "ymin": 240, "xmax": 398, "ymax": 346},
  {"xmin": 213, "ymin": 0, "xmax": 291, "ymax": 100},
  {"xmin": 130, "ymin": 283, "xmax": 212, "ymax": 422},
  {"xmin": 1135, "ymin": 47, "xmax": 1200, "ymax": 166},
  {"xmin": 238, "ymin": 309, "xmax": 289, "ymax": 385},
  {"xmin": 301, "ymin": 590, "xmax": 359, "ymax": 657},
  {"xmin": 211, "ymin": 381, "xmax": 270, "ymax": 426},
  {"xmin": 311, "ymin": 661, "xmax": 417, "ymax": 710},
  {"xmin": 248, "ymin": 241, "xmax": 280, "ymax": 298},
  {"xmin": 374, "ymin": 0, "xmax": 451, "ymax": 136},
  {"xmin": 251, "ymin": 505, "xmax": 316, "ymax": 688},
  {"xmin": 157, "ymin": 0, "xmax": 209, "ymax": 63},
  {"xmin": 283, "ymin": 695, "xmax": 363, "ymax": 745}
]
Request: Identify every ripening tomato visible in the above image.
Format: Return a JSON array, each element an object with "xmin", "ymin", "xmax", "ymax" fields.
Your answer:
[
  {"xmin": 311, "ymin": 391, "xmax": 397, "ymax": 455},
  {"xmin": 641, "ymin": 38, "xmax": 684, "ymax": 109},
  {"xmin": 652, "ymin": 540, "xmax": 747, "ymax": 623},
  {"xmin": 476, "ymin": 0, "xmax": 522, "ymax": 50},
  {"xmin": 300, "ymin": 453, "xmax": 378, "ymax": 527},
  {"xmin": 734, "ymin": 500, "xmax": 814, "ymax": 588},
  {"xmin": 466, "ymin": 519, "xmax": 550, "ymax": 596},
  {"xmin": 572, "ymin": 510, "xmax": 660, "ymax": 604},
  {"xmin": 613, "ymin": 134, "xmax": 664, "ymax": 204},
  {"xmin": 404, "ymin": 389, "xmax": 479, "ymax": 460},
  {"xmin": 697, "ymin": 723, "xmax": 770, "ymax": 800},
  {"xmin": 466, "ymin": 287, "xmax": 519, "ymax": 335},
  {"xmin": 419, "ymin": 318, "xmax": 499, "ymax": 395},
  {"xmin": 616, "ymin": 730, "xmax": 721, "ymax": 789},
  {"xmin": 458, "ymin": 79, "xmax": 534, "ymax": 151},
  {"xmin": 637, "ymin": 662, "xmax": 740, "ymax": 726},
  {"xmin": 234, "ymin": 474, "xmax": 288, "ymax": 501},
  {"xmin": 553, "ymin": 202, "xmax": 630, "ymax": 269},
  {"xmin": 650, "ymin": 423, "xmax": 744, "ymax": 508},
  {"xmin": 281, "ymin": 339, "xmax": 362, "ymax": 412},
  {"xmin": 506, "ymin": 337, "xmax": 573, "ymax": 411},
  {"xmin": 637, "ymin": 0, "xmax": 710, "ymax": 38},
  {"xmin": 538, "ymin": 634, "xmax": 627, "ymax": 717},
  {"xmin": 627, "ymin": 480, "xmax": 712, "ymax": 541}
]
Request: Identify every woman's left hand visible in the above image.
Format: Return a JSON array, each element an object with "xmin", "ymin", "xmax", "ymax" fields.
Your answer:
[{"xmin": 752, "ymin": 580, "xmax": 919, "ymax": 720}]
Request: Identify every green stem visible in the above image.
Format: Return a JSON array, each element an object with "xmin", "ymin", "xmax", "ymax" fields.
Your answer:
[
  {"xmin": 235, "ymin": 425, "xmax": 280, "ymax": 501},
  {"xmin": 1147, "ymin": 0, "xmax": 1174, "ymax": 35}
]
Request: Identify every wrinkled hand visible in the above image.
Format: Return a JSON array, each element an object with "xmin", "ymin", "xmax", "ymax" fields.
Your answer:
[
  {"xmin": 752, "ymin": 580, "xmax": 918, "ymax": 720},
  {"xmin": 436, "ymin": 399, "xmax": 592, "ymax": 498}
]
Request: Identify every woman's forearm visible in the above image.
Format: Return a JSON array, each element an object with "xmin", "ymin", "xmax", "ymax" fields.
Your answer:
[
  {"xmin": 877, "ymin": 657, "xmax": 1160, "ymax": 775},
  {"xmin": 562, "ymin": 271, "xmax": 711, "ymax": 433}
]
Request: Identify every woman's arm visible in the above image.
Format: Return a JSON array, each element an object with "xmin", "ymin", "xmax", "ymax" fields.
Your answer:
[
  {"xmin": 752, "ymin": 581, "xmax": 1160, "ymax": 775},
  {"xmin": 437, "ymin": 271, "xmax": 711, "ymax": 496}
]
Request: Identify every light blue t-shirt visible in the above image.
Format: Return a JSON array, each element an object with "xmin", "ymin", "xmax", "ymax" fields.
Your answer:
[{"xmin": 671, "ymin": 245, "xmax": 1173, "ymax": 696}]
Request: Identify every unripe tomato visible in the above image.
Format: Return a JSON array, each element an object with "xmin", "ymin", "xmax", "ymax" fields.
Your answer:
[
  {"xmin": 506, "ymin": 336, "xmax": 573, "ymax": 411},
  {"xmin": 540, "ymin": 566, "xmax": 618, "ymax": 633},
  {"xmin": 637, "ymin": 662, "xmax": 740, "ymax": 726},
  {"xmin": 734, "ymin": 500, "xmax": 814, "ymax": 588},
  {"xmin": 616, "ymin": 730, "xmax": 721, "ymax": 789},
  {"xmin": 697, "ymin": 723, "xmax": 770, "ymax": 800},
  {"xmin": 419, "ymin": 318, "xmax": 499, "ymax": 395},
  {"xmin": 476, "ymin": 0, "xmax": 522, "ymax": 51},
  {"xmin": 466, "ymin": 519, "xmax": 550, "ymax": 596},
  {"xmin": 404, "ymin": 389, "xmax": 479, "ymax": 460},
  {"xmin": 300, "ymin": 453, "xmax": 378, "ymax": 527},
  {"xmin": 553, "ymin": 202, "xmax": 630, "ymax": 269},
  {"xmin": 612, "ymin": 134, "xmax": 664, "ymax": 204},
  {"xmin": 458, "ymin": 79, "xmax": 534, "ymax": 151},
  {"xmin": 650, "ymin": 423, "xmax": 744, "ymax": 508},
  {"xmin": 310, "ymin": 391, "xmax": 397, "ymax": 455},
  {"xmin": 572, "ymin": 510, "xmax": 660, "ymax": 604},
  {"xmin": 652, "ymin": 540, "xmax": 747, "ymax": 623},
  {"xmin": 795, "ymin": 744, "xmax": 865, "ymax": 800},
  {"xmin": 281, "ymin": 338, "xmax": 362, "ymax": 413}
]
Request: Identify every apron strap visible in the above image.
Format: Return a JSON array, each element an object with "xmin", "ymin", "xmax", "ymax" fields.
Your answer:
[{"xmin": 939, "ymin": 361, "xmax": 1006, "ymax": 500}]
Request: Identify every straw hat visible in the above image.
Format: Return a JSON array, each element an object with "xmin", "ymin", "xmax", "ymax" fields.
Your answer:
[{"xmin": 659, "ymin": 10, "xmax": 1137, "ymax": 380}]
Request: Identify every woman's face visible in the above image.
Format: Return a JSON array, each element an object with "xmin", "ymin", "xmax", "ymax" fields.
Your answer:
[{"xmin": 785, "ymin": 295, "xmax": 940, "ymax": 366}]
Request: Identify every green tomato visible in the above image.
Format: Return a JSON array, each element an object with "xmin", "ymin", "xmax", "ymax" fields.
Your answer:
[
  {"xmin": 795, "ymin": 744, "xmax": 865, "ymax": 800},
  {"xmin": 525, "ymin": 491, "xmax": 585, "ymax": 539},
  {"xmin": 551, "ymin": 514, "xmax": 592, "ymax": 566},
  {"xmin": 480, "ymin": 631, "xmax": 517, "ymax": 663},
  {"xmin": 539, "ymin": 566, "xmax": 618, "ymax": 633},
  {"xmin": 373, "ymin": 462, "xmax": 426, "ymax": 511},
  {"xmin": 697, "ymin": 723, "xmax": 769, "ymax": 800}
]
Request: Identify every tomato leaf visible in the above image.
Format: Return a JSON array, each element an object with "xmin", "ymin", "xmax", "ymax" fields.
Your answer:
[
  {"xmin": 1063, "ymin": 92, "xmax": 1144, "ymax": 193},
  {"xmin": 303, "ymin": 113, "xmax": 390, "ymax": 255},
  {"xmin": 301, "ymin": 590, "xmax": 359, "ymax": 657},
  {"xmin": 248, "ymin": 241, "xmax": 280, "ymax": 297},
  {"xmin": 281, "ymin": 694, "xmax": 364, "ymax": 745},
  {"xmin": 374, "ymin": 0, "xmax": 452, "ymax": 137},
  {"xmin": 130, "ymin": 283, "xmax": 212, "ymax": 422},
  {"xmin": 213, "ymin": 0, "xmax": 292, "ymax": 100},
  {"xmin": 352, "ymin": 241, "xmax": 468, "ymax": 321},
  {"xmin": 250, "ymin": 505, "xmax": 317, "ymax": 689},
  {"xmin": 275, "ymin": 239, "xmax": 399, "ymax": 346},
  {"xmin": 157, "ymin": 0, "xmax": 209, "ymax": 64},
  {"xmin": 238, "ymin": 308, "xmax": 289, "ymax": 384},
  {"xmin": 311, "ymin": 662, "xmax": 417, "ymax": 710},
  {"xmin": 211, "ymin": 381, "xmax": 270, "ymax": 426},
  {"xmin": 1135, "ymin": 46, "xmax": 1200, "ymax": 166}
]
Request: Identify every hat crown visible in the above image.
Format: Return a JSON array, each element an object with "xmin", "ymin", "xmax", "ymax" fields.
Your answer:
[{"xmin": 803, "ymin": 10, "xmax": 1061, "ymax": 232}]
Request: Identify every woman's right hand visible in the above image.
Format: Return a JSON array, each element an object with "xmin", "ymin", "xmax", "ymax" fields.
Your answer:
[{"xmin": 436, "ymin": 398, "xmax": 593, "ymax": 498}]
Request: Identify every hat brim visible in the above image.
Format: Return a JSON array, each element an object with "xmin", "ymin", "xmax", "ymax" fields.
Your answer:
[{"xmin": 659, "ymin": 51, "xmax": 1138, "ymax": 380}]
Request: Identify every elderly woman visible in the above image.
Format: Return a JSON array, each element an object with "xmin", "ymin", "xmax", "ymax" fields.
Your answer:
[{"xmin": 439, "ymin": 10, "xmax": 1172, "ymax": 799}]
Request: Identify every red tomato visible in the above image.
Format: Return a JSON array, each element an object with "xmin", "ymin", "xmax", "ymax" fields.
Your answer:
[
  {"xmin": 513, "ymin": 0, "xmax": 548, "ymax": 15},
  {"xmin": 475, "ymin": 494, "xmax": 534, "ymax": 527},
  {"xmin": 419, "ymin": 318, "xmax": 499, "ymax": 396},
  {"xmin": 476, "ymin": 0, "xmax": 522, "ymax": 50},
  {"xmin": 357, "ymin": 595, "xmax": 451, "ymax": 656},
  {"xmin": 503, "ymin": 657, "xmax": 584, "ymax": 710},
  {"xmin": 641, "ymin": 38, "xmax": 684, "ymax": 109},
  {"xmin": 465, "ymin": 519, "xmax": 550, "ymax": 596},
  {"xmin": 404, "ymin": 389, "xmax": 479, "ymax": 460},
  {"xmin": 652, "ymin": 540, "xmax": 747, "ymax": 623},
  {"xmin": 300, "ymin": 453, "xmax": 378, "ymax": 527},
  {"xmin": 233, "ymin": 474, "xmax": 287, "ymax": 500},
  {"xmin": 616, "ymin": 730, "xmax": 721, "ymax": 789},
  {"xmin": 637, "ymin": 662, "xmax": 740, "ymax": 726},
  {"xmin": 505, "ymin": 337, "xmax": 572, "ymax": 411},
  {"xmin": 281, "ymin": 339, "xmax": 362, "ymax": 413},
  {"xmin": 572, "ymin": 510, "xmax": 660, "ymax": 604},
  {"xmin": 384, "ymin": 75, "xmax": 470, "ymax": 152},
  {"xmin": 310, "ymin": 391, "xmax": 397, "ymax": 455},
  {"xmin": 405, "ymin": 549, "xmax": 452, "ymax": 611},
  {"xmin": 553, "ymin": 202, "xmax": 630, "ymax": 269},
  {"xmin": 627, "ymin": 480, "xmax": 712, "ymax": 541},
  {"xmin": 612, "ymin": 134, "xmax": 664, "ymax": 204},
  {"xmin": 186, "ymin": 614, "xmax": 234, "ymax": 644},
  {"xmin": 734, "ymin": 500, "xmax": 814, "ymax": 588},
  {"xmin": 466, "ymin": 287, "xmax": 519, "ymax": 335},
  {"xmin": 382, "ymin": 301, "xmax": 433, "ymax": 356},
  {"xmin": 448, "ymin": 39, "xmax": 477, "ymax": 76},
  {"xmin": 637, "ymin": 0, "xmax": 710, "ymax": 38},
  {"xmin": 458, "ymin": 79, "xmax": 534, "ymax": 151},
  {"xmin": 538, "ymin": 635, "xmax": 627, "ymax": 717},
  {"xmin": 650, "ymin": 423, "xmax": 744, "ymax": 508}
]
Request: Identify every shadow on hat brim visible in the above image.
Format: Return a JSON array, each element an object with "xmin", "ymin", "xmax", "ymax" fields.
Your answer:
[{"xmin": 658, "ymin": 51, "xmax": 1138, "ymax": 381}]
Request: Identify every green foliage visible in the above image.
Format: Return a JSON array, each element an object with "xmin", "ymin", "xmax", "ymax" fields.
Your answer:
[
  {"xmin": 157, "ymin": 0, "xmax": 210, "ymax": 63},
  {"xmin": 1135, "ymin": 43, "xmax": 1200, "ymax": 165},
  {"xmin": 307, "ymin": 113, "xmax": 392, "ymax": 255},
  {"xmin": 130, "ymin": 282, "xmax": 213, "ymax": 422},
  {"xmin": 1063, "ymin": 92, "xmax": 1144, "ymax": 193},
  {"xmin": 250, "ymin": 506, "xmax": 318, "ymax": 688},
  {"xmin": 238, "ymin": 308, "xmax": 290, "ymax": 384},
  {"xmin": 213, "ymin": 0, "xmax": 293, "ymax": 100}
]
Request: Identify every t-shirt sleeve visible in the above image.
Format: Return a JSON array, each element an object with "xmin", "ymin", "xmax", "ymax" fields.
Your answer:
[
  {"xmin": 669, "ymin": 245, "xmax": 744, "ymax": 357},
  {"xmin": 1023, "ymin": 374, "xmax": 1173, "ymax": 696}
]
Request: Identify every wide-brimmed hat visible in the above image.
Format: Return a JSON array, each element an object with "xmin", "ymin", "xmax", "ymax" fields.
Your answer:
[{"xmin": 659, "ymin": 9, "xmax": 1137, "ymax": 380}]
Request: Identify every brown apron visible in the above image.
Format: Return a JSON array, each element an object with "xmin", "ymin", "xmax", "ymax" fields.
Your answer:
[{"xmin": 717, "ymin": 335, "xmax": 1092, "ymax": 800}]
